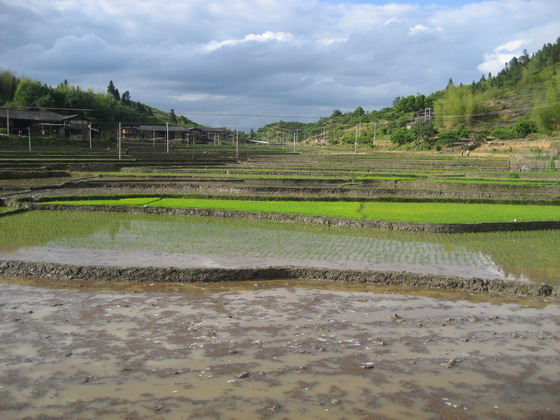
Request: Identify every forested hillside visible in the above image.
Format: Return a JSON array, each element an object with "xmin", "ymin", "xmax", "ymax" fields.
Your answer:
[
  {"xmin": 257, "ymin": 38, "xmax": 560, "ymax": 148},
  {"xmin": 0, "ymin": 75, "xmax": 196, "ymax": 126}
]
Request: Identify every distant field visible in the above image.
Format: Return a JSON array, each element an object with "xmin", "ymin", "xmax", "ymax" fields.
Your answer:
[{"xmin": 44, "ymin": 197, "xmax": 560, "ymax": 223}]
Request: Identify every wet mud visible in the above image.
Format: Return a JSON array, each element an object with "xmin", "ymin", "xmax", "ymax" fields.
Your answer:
[
  {"xmin": 0, "ymin": 260, "xmax": 559, "ymax": 300},
  {"xmin": 0, "ymin": 277, "xmax": 559, "ymax": 419}
]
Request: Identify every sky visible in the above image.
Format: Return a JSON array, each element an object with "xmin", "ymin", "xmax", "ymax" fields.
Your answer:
[{"xmin": 0, "ymin": 0, "xmax": 559, "ymax": 130}]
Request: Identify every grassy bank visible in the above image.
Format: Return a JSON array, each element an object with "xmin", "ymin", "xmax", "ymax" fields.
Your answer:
[{"xmin": 43, "ymin": 197, "xmax": 560, "ymax": 223}]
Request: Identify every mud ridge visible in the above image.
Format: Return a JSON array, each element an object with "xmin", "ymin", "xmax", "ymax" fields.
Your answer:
[
  {"xmin": 0, "ymin": 208, "xmax": 30, "ymax": 218},
  {"xmin": 1, "ymin": 260, "xmax": 558, "ymax": 299},
  {"xmin": 27, "ymin": 203, "xmax": 560, "ymax": 233}
]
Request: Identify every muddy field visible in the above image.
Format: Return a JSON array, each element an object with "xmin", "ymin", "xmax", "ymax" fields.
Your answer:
[{"xmin": 1, "ymin": 277, "xmax": 559, "ymax": 420}]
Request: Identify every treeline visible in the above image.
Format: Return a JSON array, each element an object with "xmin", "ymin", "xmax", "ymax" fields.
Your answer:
[{"xmin": 0, "ymin": 73, "xmax": 196, "ymax": 126}]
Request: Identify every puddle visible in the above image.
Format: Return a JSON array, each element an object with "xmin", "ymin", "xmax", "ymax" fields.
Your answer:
[{"xmin": 1, "ymin": 279, "xmax": 559, "ymax": 419}]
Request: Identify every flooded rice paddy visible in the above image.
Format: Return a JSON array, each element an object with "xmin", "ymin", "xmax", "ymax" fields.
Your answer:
[
  {"xmin": 1, "ymin": 211, "xmax": 560, "ymax": 285},
  {"xmin": 0, "ymin": 278, "xmax": 559, "ymax": 419}
]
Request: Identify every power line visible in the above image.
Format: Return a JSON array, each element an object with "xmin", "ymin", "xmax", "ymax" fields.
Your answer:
[
  {"xmin": 177, "ymin": 111, "xmax": 321, "ymax": 119},
  {"xmin": 177, "ymin": 102, "xmax": 559, "ymax": 126},
  {"xmin": 1, "ymin": 106, "xmax": 93, "ymax": 112}
]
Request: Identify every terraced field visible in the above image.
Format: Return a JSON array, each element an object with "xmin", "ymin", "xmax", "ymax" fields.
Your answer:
[{"xmin": 1, "ymin": 139, "xmax": 559, "ymax": 420}]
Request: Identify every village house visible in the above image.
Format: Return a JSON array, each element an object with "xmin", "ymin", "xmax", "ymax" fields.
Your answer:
[
  {"xmin": 122, "ymin": 124, "xmax": 231, "ymax": 144},
  {"xmin": 412, "ymin": 108, "xmax": 434, "ymax": 123},
  {"xmin": 0, "ymin": 109, "xmax": 94, "ymax": 140}
]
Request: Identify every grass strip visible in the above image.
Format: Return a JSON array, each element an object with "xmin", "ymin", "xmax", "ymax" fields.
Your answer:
[
  {"xmin": 435, "ymin": 179, "xmax": 560, "ymax": 186},
  {"xmin": 95, "ymin": 171, "xmax": 415, "ymax": 181},
  {"xmin": 35, "ymin": 193, "xmax": 560, "ymax": 206},
  {"xmin": 45, "ymin": 197, "xmax": 560, "ymax": 223}
]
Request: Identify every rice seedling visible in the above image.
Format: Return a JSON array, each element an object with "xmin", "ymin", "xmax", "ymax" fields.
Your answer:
[{"xmin": 46, "ymin": 197, "xmax": 560, "ymax": 223}]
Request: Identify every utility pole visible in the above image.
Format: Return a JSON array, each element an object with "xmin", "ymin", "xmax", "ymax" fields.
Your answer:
[
  {"xmin": 28, "ymin": 127, "xmax": 31, "ymax": 151},
  {"xmin": 373, "ymin": 122, "xmax": 377, "ymax": 148},
  {"xmin": 6, "ymin": 109, "xmax": 9, "ymax": 135},
  {"xmin": 355, "ymin": 124, "xmax": 359, "ymax": 154},
  {"xmin": 293, "ymin": 130, "xmax": 296, "ymax": 153},
  {"xmin": 166, "ymin": 122, "xmax": 169, "ymax": 153},
  {"xmin": 235, "ymin": 130, "xmax": 239, "ymax": 156},
  {"xmin": 89, "ymin": 124, "xmax": 92, "ymax": 149},
  {"xmin": 118, "ymin": 122, "xmax": 122, "ymax": 159}
]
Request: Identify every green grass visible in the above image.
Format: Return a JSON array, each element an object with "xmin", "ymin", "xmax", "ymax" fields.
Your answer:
[
  {"xmin": 45, "ymin": 197, "xmax": 560, "ymax": 223},
  {"xmin": 0, "ymin": 158, "xmax": 130, "ymax": 162},
  {"xmin": 94, "ymin": 171, "xmax": 415, "ymax": 181},
  {"xmin": 435, "ymin": 179, "xmax": 560, "ymax": 186}
]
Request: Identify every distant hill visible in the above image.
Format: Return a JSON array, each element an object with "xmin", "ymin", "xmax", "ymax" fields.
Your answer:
[
  {"xmin": 0, "ymin": 74, "xmax": 198, "ymax": 127},
  {"xmin": 257, "ymin": 37, "xmax": 559, "ymax": 148}
]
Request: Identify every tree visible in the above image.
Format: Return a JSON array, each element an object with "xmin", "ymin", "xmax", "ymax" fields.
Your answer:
[
  {"xmin": 331, "ymin": 109, "xmax": 343, "ymax": 118},
  {"xmin": 0, "ymin": 70, "xmax": 19, "ymax": 103},
  {"xmin": 434, "ymin": 85, "xmax": 487, "ymax": 128},
  {"xmin": 533, "ymin": 71, "xmax": 560, "ymax": 132},
  {"xmin": 107, "ymin": 80, "xmax": 120, "ymax": 100},
  {"xmin": 169, "ymin": 108, "xmax": 177, "ymax": 123},
  {"xmin": 121, "ymin": 90, "xmax": 131, "ymax": 105},
  {"xmin": 353, "ymin": 106, "xmax": 365, "ymax": 117},
  {"xmin": 511, "ymin": 120, "xmax": 537, "ymax": 137},
  {"xmin": 12, "ymin": 79, "xmax": 52, "ymax": 107},
  {"xmin": 410, "ymin": 121, "xmax": 437, "ymax": 145},
  {"xmin": 390, "ymin": 127, "xmax": 414, "ymax": 145}
]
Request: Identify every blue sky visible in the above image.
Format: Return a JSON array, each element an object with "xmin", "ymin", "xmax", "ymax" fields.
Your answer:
[{"xmin": 0, "ymin": 0, "xmax": 558, "ymax": 130}]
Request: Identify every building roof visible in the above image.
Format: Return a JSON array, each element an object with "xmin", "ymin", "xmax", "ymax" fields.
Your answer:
[
  {"xmin": 135, "ymin": 125, "xmax": 227, "ymax": 134},
  {"xmin": 136, "ymin": 125, "xmax": 194, "ymax": 132},
  {"xmin": 0, "ymin": 109, "xmax": 68, "ymax": 122}
]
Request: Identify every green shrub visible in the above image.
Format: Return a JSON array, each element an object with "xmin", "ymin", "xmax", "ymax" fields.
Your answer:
[
  {"xmin": 490, "ymin": 128, "xmax": 515, "ymax": 139},
  {"xmin": 436, "ymin": 129, "xmax": 459, "ymax": 145},
  {"xmin": 390, "ymin": 127, "xmax": 414, "ymax": 145},
  {"xmin": 512, "ymin": 120, "xmax": 537, "ymax": 138}
]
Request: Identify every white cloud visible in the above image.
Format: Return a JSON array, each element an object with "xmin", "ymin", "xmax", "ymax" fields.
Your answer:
[
  {"xmin": 409, "ymin": 24, "xmax": 429, "ymax": 35},
  {"xmin": 496, "ymin": 39, "xmax": 527, "ymax": 53},
  {"xmin": 204, "ymin": 31, "xmax": 294, "ymax": 52},
  {"xmin": 477, "ymin": 39, "xmax": 528, "ymax": 74}
]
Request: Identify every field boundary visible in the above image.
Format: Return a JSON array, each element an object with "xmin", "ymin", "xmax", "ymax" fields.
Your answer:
[
  {"xmin": 1, "ymin": 260, "xmax": 557, "ymax": 299},
  {"xmin": 24, "ymin": 202, "xmax": 560, "ymax": 233}
]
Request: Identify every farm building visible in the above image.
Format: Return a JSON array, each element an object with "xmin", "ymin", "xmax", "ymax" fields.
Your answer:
[
  {"xmin": 412, "ymin": 108, "xmax": 434, "ymax": 123},
  {"xmin": 122, "ymin": 124, "xmax": 231, "ymax": 144},
  {"xmin": 0, "ymin": 109, "xmax": 94, "ymax": 140}
]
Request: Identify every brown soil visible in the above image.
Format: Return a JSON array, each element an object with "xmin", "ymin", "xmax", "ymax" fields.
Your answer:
[
  {"xmin": 0, "ymin": 277, "xmax": 558, "ymax": 419},
  {"xmin": 1, "ymin": 261, "xmax": 558, "ymax": 299}
]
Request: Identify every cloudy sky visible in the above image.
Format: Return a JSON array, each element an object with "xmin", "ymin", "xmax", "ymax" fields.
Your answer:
[{"xmin": 1, "ymin": 0, "xmax": 558, "ymax": 130}]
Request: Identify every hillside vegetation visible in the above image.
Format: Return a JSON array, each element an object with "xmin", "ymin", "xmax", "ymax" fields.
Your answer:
[{"xmin": 0, "ymin": 75, "xmax": 195, "ymax": 127}]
